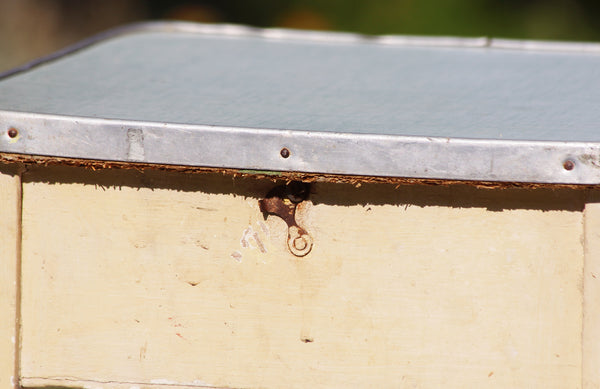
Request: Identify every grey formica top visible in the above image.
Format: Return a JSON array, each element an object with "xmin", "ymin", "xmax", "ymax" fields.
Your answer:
[{"xmin": 1, "ymin": 21, "xmax": 600, "ymax": 184}]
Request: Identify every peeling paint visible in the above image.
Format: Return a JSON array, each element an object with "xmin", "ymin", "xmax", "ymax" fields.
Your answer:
[
  {"xmin": 253, "ymin": 230, "xmax": 266, "ymax": 253},
  {"xmin": 240, "ymin": 226, "xmax": 267, "ymax": 253},
  {"xmin": 231, "ymin": 251, "xmax": 242, "ymax": 262},
  {"xmin": 240, "ymin": 227, "xmax": 251, "ymax": 248},
  {"xmin": 257, "ymin": 220, "xmax": 270, "ymax": 237}
]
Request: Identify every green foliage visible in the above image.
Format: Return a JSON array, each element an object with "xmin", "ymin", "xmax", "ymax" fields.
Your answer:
[{"xmin": 149, "ymin": 0, "xmax": 600, "ymax": 41}]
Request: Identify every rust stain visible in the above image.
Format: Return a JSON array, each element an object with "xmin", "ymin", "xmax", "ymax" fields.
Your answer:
[
  {"xmin": 259, "ymin": 197, "xmax": 296, "ymax": 226},
  {"xmin": 259, "ymin": 182, "xmax": 313, "ymax": 257}
]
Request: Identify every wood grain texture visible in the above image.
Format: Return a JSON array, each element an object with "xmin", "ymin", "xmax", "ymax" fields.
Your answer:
[
  {"xmin": 583, "ymin": 190, "xmax": 600, "ymax": 389},
  {"xmin": 0, "ymin": 165, "xmax": 21, "ymax": 389},
  {"xmin": 20, "ymin": 166, "xmax": 585, "ymax": 388},
  {"xmin": 20, "ymin": 377, "xmax": 226, "ymax": 389}
]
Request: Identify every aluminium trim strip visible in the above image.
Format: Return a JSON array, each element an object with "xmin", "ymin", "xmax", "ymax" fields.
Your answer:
[{"xmin": 1, "ymin": 111, "xmax": 600, "ymax": 184}]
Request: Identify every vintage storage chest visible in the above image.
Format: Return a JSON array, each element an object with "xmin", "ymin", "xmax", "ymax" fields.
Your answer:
[{"xmin": 0, "ymin": 21, "xmax": 599, "ymax": 388}]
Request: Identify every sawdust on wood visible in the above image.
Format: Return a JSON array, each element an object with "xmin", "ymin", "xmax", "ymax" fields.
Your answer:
[{"xmin": 1, "ymin": 152, "xmax": 597, "ymax": 190}]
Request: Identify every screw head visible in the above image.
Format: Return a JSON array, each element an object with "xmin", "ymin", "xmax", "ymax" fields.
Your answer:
[
  {"xmin": 293, "ymin": 236, "xmax": 308, "ymax": 251},
  {"xmin": 563, "ymin": 160, "xmax": 575, "ymax": 171},
  {"xmin": 7, "ymin": 128, "xmax": 18, "ymax": 138},
  {"xmin": 280, "ymin": 148, "xmax": 290, "ymax": 158}
]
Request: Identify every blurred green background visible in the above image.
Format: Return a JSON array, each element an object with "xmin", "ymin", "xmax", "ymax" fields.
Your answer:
[{"xmin": 1, "ymin": 0, "xmax": 600, "ymax": 72}]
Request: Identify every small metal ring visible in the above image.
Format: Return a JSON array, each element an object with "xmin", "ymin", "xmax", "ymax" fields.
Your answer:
[{"xmin": 288, "ymin": 232, "xmax": 313, "ymax": 257}]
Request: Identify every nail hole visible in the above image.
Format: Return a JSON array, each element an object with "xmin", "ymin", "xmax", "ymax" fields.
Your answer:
[
  {"xmin": 563, "ymin": 160, "xmax": 575, "ymax": 171},
  {"xmin": 280, "ymin": 148, "xmax": 290, "ymax": 158},
  {"xmin": 7, "ymin": 128, "xmax": 18, "ymax": 138}
]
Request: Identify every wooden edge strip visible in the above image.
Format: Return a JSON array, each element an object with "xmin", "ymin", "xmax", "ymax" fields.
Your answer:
[
  {"xmin": 0, "ymin": 166, "xmax": 23, "ymax": 389},
  {"xmin": 1, "ymin": 152, "xmax": 598, "ymax": 190},
  {"xmin": 583, "ymin": 193, "xmax": 600, "ymax": 389}
]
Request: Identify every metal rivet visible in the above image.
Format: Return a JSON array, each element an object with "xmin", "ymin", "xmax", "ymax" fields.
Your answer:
[
  {"xmin": 7, "ymin": 128, "xmax": 18, "ymax": 138},
  {"xmin": 280, "ymin": 148, "xmax": 290, "ymax": 158},
  {"xmin": 563, "ymin": 160, "xmax": 575, "ymax": 171}
]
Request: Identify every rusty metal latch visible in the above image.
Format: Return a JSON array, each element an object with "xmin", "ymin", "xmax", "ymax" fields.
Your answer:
[{"xmin": 259, "ymin": 181, "xmax": 313, "ymax": 257}]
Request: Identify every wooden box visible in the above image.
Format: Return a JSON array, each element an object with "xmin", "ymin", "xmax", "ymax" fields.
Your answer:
[{"xmin": 1, "ymin": 22, "xmax": 599, "ymax": 389}]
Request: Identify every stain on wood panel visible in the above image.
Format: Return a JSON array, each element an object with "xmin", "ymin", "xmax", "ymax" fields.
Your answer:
[{"xmin": 19, "ymin": 165, "xmax": 585, "ymax": 388}]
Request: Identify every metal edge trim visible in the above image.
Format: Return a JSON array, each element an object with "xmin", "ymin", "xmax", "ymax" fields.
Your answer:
[
  {"xmin": 2, "ymin": 21, "xmax": 600, "ymax": 80},
  {"xmin": 490, "ymin": 38, "xmax": 600, "ymax": 53},
  {"xmin": 2, "ymin": 110, "xmax": 600, "ymax": 184}
]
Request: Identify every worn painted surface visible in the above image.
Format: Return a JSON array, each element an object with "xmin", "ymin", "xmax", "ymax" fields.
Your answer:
[
  {"xmin": 19, "ymin": 166, "xmax": 586, "ymax": 388},
  {"xmin": 20, "ymin": 377, "xmax": 220, "ymax": 389},
  {"xmin": 0, "ymin": 165, "xmax": 21, "ymax": 389},
  {"xmin": 583, "ymin": 191, "xmax": 600, "ymax": 389}
]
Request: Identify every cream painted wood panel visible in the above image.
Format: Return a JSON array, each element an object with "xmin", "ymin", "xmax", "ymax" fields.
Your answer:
[
  {"xmin": 584, "ymin": 191, "xmax": 600, "ymax": 389},
  {"xmin": 20, "ymin": 166, "xmax": 585, "ymax": 388},
  {"xmin": 0, "ymin": 166, "xmax": 21, "ymax": 389}
]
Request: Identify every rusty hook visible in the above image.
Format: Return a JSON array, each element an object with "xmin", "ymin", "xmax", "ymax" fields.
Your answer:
[{"xmin": 259, "ymin": 181, "xmax": 313, "ymax": 257}]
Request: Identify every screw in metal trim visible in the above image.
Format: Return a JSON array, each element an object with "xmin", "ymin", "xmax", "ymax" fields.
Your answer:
[
  {"xmin": 7, "ymin": 128, "xmax": 18, "ymax": 138},
  {"xmin": 563, "ymin": 160, "xmax": 575, "ymax": 171},
  {"xmin": 280, "ymin": 148, "xmax": 290, "ymax": 158}
]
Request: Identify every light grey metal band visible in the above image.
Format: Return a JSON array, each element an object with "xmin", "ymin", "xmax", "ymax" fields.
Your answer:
[{"xmin": 2, "ymin": 111, "xmax": 599, "ymax": 184}]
